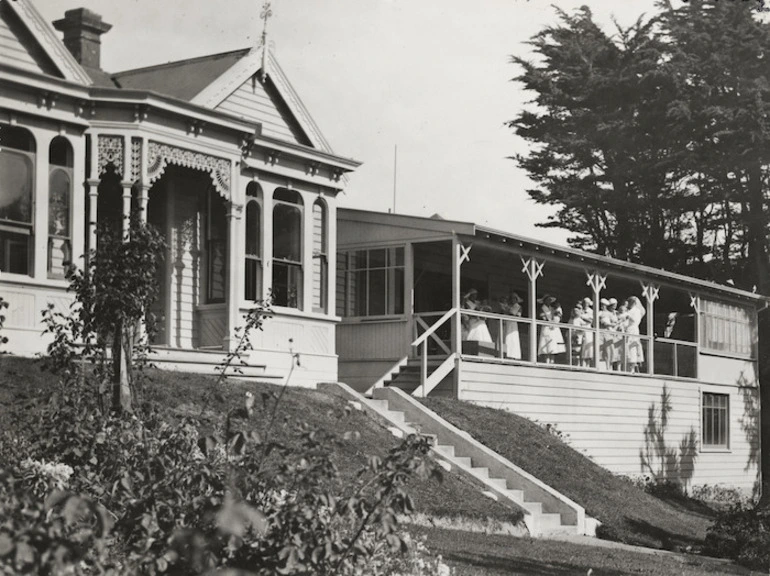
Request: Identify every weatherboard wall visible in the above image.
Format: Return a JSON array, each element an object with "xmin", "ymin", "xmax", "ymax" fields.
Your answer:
[
  {"xmin": 458, "ymin": 359, "xmax": 759, "ymax": 494},
  {"xmin": 0, "ymin": 1, "xmax": 58, "ymax": 77},
  {"xmin": 215, "ymin": 77, "xmax": 307, "ymax": 145}
]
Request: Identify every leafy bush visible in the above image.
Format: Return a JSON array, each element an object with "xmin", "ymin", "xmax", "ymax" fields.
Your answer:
[
  {"xmin": 692, "ymin": 484, "xmax": 753, "ymax": 512},
  {"xmin": 1, "ymin": 351, "xmax": 449, "ymax": 575},
  {"xmin": 703, "ymin": 506, "xmax": 770, "ymax": 570}
]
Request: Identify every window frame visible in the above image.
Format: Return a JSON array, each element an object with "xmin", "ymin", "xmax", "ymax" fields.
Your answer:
[
  {"xmin": 47, "ymin": 137, "xmax": 73, "ymax": 279},
  {"xmin": 244, "ymin": 187, "xmax": 263, "ymax": 302},
  {"xmin": 272, "ymin": 189, "xmax": 304, "ymax": 310},
  {"xmin": 701, "ymin": 390, "xmax": 730, "ymax": 452},
  {"xmin": 0, "ymin": 138, "xmax": 35, "ymax": 277},
  {"xmin": 699, "ymin": 298, "xmax": 756, "ymax": 360},
  {"xmin": 205, "ymin": 191, "xmax": 228, "ymax": 304},
  {"xmin": 338, "ymin": 246, "xmax": 406, "ymax": 319},
  {"xmin": 312, "ymin": 199, "xmax": 328, "ymax": 314}
]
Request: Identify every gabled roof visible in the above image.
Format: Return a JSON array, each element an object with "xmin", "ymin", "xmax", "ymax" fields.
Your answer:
[
  {"xmin": 3, "ymin": 0, "xmax": 91, "ymax": 85},
  {"xmin": 112, "ymin": 48, "xmax": 249, "ymax": 102},
  {"xmin": 111, "ymin": 46, "xmax": 333, "ymax": 153}
]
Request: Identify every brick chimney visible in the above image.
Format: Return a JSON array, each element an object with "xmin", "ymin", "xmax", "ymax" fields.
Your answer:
[{"xmin": 53, "ymin": 9, "xmax": 112, "ymax": 70}]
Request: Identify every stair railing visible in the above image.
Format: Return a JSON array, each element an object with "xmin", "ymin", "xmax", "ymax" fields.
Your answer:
[
  {"xmin": 411, "ymin": 308, "xmax": 458, "ymax": 397},
  {"xmin": 364, "ymin": 308, "xmax": 458, "ymax": 397}
]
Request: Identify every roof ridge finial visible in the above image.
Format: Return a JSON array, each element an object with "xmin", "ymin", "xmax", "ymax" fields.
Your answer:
[{"xmin": 258, "ymin": 0, "xmax": 273, "ymax": 82}]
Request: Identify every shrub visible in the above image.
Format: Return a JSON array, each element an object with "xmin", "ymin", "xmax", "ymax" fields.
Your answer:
[
  {"xmin": 703, "ymin": 506, "xmax": 770, "ymax": 570},
  {"xmin": 1, "ymin": 369, "xmax": 448, "ymax": 575}
]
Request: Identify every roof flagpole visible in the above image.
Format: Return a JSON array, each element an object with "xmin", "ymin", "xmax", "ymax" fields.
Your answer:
[{"xmin": 258, "ymin": 0, "xmax": 273, "ymax": 83}]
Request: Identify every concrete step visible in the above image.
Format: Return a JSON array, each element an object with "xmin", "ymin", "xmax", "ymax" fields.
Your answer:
[
  {"xmin": 539, "ymin": 513, "xmax": 565, "ymax": 533},
  {"xmin": 368, "ymin": 399, "xmax": 388, "ymax": 410},
  {"xmin": 522, "ymin": 501, "xmax": 542, "ymax": 515},
  {"xmin": 388, "ymin": 410, "xmax": 406, "ymax": 424},
  {"xmin": 435, "ymin": 444, "xmax": 455, "ymax": 458},
  {"xmin": 471, "ymin": 467, "xmax": 490, "ymax": 481},
  {"xmin": 487, "ymin": 477, "xmax": 508, "ymax": 491},
  {"xmin": 454, "ymin": 456, "xmax": 472, "ymax": 468}
]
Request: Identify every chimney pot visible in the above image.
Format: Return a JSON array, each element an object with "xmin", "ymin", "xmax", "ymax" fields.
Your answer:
[{"xmin": 53, "ymin": 8, "xmax": 112, "ymax": 70}]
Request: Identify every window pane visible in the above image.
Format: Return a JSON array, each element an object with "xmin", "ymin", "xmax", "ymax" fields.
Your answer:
[
  {"xmin": 702, "ymin": 393, "xmax": 729, "ymax": 447},
  {"xmin": 393, "ymin": 246, "xmax": 405, "ymax": 267},
  {"xmin": 273, "ymin": 261, "xmax": 302, "ymax": 309},
  {"xmin": 49, "ymin": 169, "xmax": 70, "ymax": 237},
  {"xmin": 245, "ymin": 201, "xmax": 260, "ymax": 256},
  {"xmin": 0, "ymin": 230, "xmax": 30, "ymax": 275},
  {"xmin": 336, "ymin": 252, "xmax": 347, "ymax": 317},
  {"xmin": 207, "ymin": 240, "xmax": 227, "ymax": 302},
  {"xmin": 273, "ymin": 204, "xmax": 301, "ymax": 262},
  {"xmin": 0, "ymin": 152, "xmax": 33, "ymax": 224},
  {"xmin": 368, "ymin": 269, "xmax": 386, "ymax": 315},
  {"xmin": 392, "ymin": 267, "xmax": 405, "ymax": 314},
  {"xmin": 353, "ymin": 270, "xmax": 367, "ymax": 316},
  {"xmin": 244, "ymin": 258, "xmax": 262, "ymax": 301},
  {"xmin": 369, "ymin": 249, "xmax": 386, "ymax": 268}
]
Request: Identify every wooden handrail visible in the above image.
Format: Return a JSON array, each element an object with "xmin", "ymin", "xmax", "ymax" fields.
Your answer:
[{"xmin": 412, "ymin": 307, "xmax": 457, "ymax": 348}]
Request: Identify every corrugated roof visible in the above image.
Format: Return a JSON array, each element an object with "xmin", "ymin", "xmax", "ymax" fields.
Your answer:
[{"xmin": 112, "ymin": 48, "xmax": 249, "ymax": 101}]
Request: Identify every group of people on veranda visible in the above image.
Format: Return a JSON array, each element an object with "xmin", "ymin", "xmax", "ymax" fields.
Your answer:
[{"xmin": 461, "ymin": 288, "xmax": 646, "ymax": 372}]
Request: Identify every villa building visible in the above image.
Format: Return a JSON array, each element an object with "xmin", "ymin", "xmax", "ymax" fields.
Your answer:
[
  {"xmin": 1, "ymin": 0, "xmax": 764, "ymax": 495},
  {"xmin": 0, "ymin": 0, "xmax": 359, "ymax": 386}
]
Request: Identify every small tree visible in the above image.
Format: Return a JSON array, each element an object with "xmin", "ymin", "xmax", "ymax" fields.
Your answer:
[{"xmin": 43, "ymin": 215, "xmax": 165, "ymax": 413}]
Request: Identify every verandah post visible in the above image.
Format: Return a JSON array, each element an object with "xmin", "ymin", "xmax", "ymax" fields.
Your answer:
[{"xmin": 451, "ymin": 236, "xmax": 462, "ymax": 397}]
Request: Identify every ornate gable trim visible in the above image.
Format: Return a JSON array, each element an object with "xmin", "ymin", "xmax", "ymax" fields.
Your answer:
[
  {"xmin": 147, "ymin": 141, "xmax": 231, "ymax": 199},
  {"xmin": 190, "ymin": 48, "xmax": 332, "ymax": 154},
  {"xmin": 5, "ymin": 0, "xmax": 92, "ymax": 85}
]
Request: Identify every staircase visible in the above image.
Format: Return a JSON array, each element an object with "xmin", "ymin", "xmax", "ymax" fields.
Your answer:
[
  {"xmin": 382, "ymin": 357, "xmax": 446, "ymax": 394},
  {"xmin": 321, "ymin": 382, "xmax": 594, "ymax": 538}
]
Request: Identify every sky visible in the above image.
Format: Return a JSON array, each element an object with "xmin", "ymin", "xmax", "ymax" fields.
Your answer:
[{"xmin": 35, "ymin": 0, "xmax": 666, "ymax": 245}]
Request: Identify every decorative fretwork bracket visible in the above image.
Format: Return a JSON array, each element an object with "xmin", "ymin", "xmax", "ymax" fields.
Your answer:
[
  {"xmin": 521, "ymin": 257, "xmax": 544, "ymax": 281},
  {"xmin": 98, "ymin": 135, "xmax": 124, "ymax": 177},
  {"xmin": 689, "ymin": 292, "xmax": 700, "ymax": 311},
  {"xmin": 459, "ymin": 242, "xmax": 472, "ymax": 265},
  {"xmin": 130, "ymin": 138, "xmax": 142, "ymax": 184},
  {"xmin": 147, "ymin": 140, "xmax": 231, "ymax": 199},
  {"xmin": 640, "ymin": 282, "xmax": 660, "ymax": 302},
  {"xmin": 585, "ymin": 270, "xmax": 607, "ymax": 294}
]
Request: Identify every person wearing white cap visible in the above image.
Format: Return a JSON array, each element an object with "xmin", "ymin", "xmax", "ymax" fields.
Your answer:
[
  {"xmin": 462, "ymin": 288, "xmax": 493, "ymax": 345},
  {"xmin": 499, "ymin": 292, "xmax": 523, "ymax": 360},
  {"xmin": 625, "ymin": 296, "xmax": 646, "ymax": 372},
  {"xmin": 537, "ymin": 295, "xmax": 565, "ymax": 363},
  {"xmin": 580, "ymin": 297, "xmax": 594, "ymax": 366},
  {"xmin": 598, "ymin": 297, "xmax": 617, "ymax": 369},
  {"xmin": 608, "ymin": 298, "xmax": 623, "ymax": 370}
]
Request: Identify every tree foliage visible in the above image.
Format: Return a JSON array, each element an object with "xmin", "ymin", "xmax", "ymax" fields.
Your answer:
[
  {"xmin": 511, "ymin": 0, "xmax": 770, "ymax": 287},
  {"xmin": 42, "ymin": 216, "xmax": 166, "ymax": 413}
]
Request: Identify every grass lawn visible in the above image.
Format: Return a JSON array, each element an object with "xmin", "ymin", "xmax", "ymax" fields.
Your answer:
[
  {"xmin": 0, "ymin": 356, "xmax": 519, "ymax": 526},
  {"xmin": 415, "ymin": 527, "xmax": 760, "ymax": 576},
  {"xmin": 422, "ymin": 397, "xmax": 716, "ymax": 550}
]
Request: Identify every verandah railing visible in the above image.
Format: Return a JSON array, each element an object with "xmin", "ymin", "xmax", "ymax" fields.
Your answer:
[{"xmin": 455, "ymin": 309, "xmax": 697, "ymax": 379}]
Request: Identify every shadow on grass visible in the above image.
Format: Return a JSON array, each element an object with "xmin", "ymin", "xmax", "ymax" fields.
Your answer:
[
  {"xmin": 625, "ymin": 517, "xmax": 705, "ymax": 551},
  {"xmin": 442, "ymin": 549, "xmax": 613, "ymax": 576}
]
